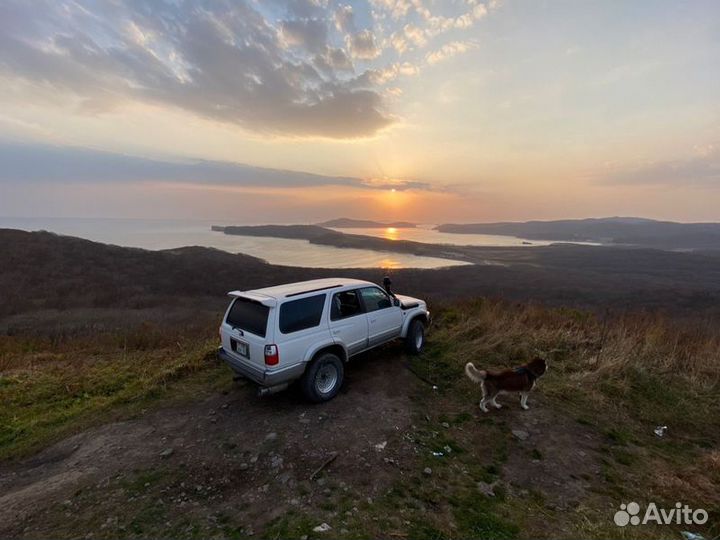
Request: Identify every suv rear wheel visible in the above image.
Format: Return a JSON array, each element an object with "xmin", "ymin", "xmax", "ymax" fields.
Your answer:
[
  {"xmin": 405, "ymin": 318, "xmax": 425, "ymax": 355},
  {"xmin": 301, "ymin": 352, "xmax": 344, "ymax": 402}
]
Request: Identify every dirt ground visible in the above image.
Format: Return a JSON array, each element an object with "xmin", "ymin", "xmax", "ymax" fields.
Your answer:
[
  {"xmin": 0, "ymin": 346, "xmax": 417, "ymax": 538},
  {"xmin": 0, "ymin": 345, "xmax": 626, "ymax": 539}
]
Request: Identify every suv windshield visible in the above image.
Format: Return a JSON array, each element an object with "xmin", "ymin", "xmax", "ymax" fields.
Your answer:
[{"xmin": 226, "ymin": 297, "xmax": 269, "ymax": 337}]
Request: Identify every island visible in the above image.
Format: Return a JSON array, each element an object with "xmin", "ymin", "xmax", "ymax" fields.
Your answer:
[{"xmin": 317, "ymin": 218, "xmax": 417, "ymax": 229}]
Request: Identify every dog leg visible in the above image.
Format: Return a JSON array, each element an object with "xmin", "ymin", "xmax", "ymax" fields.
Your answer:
[
  {"xmin": 490, "ymin": 394, "xmax": 502, "ymax": 409},
  {"xmin": 479, "ymin": 382, "xmax": 489, "ymax": 413},
  {"xmin": 520, "ymin": 392, "xmax": 529, "ymax": 410}
]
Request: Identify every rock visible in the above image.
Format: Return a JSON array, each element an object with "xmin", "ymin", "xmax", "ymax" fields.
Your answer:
[
  {"xmin": 374, "ymin": 441, "xmax": 387, "ymax": 451},
  {"xmin": 265, "ymin": 432, "xmax": 278, "ymax": 441},
  {"xmin": 512, "ymin": 429, "xmax": 530, "ymax": 441},
  {"xmin": 313, "ymin": 523, "xmax": 332, "ymax": 533},
  {"xmin": 441, "ymin": 422, "xmax": 450, "ymax": 428},
  {"xmin": 159, "ymin": 448, "xmax": 174, "ymax": 459},
  {"xmin": 299, "ymin": 418, "xmax": 311, "ymax": 424},
  {"xmin": 221, "ymin": 403, "xmax": 229, "ymax": 409},
  {"xmin": 277, "ymin": 472, "xmax": 292, "ymax": 485},
  {"xmin": 423, "ymin": 467, "xmax": 432, "ymax": 476},
  {"xmin": 239, "ymin": 463, "xmax": 249, "ymax": 471},
  {"xmin": 476, "ymin": 481, "xmax": 495, "ymax": 497}
]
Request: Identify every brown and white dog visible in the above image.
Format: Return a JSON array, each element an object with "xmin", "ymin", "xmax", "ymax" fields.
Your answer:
[{"xmin": 465, "ymin": 357, "xmax": 548, "ymax": 412}]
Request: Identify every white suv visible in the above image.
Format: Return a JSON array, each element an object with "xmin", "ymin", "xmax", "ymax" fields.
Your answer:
[{"xmin": 217, "ymin": 278, "xmax": 430, "ymax": 402}]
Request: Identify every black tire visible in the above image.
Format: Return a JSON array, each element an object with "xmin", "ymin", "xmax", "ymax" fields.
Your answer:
[
  {"xmin": 301, "ymin": 353, "xmax": 344, "ymax": 403},
  {"xmin": 405, "ymin": 318, "xmax": 425, "ymax": 355}
]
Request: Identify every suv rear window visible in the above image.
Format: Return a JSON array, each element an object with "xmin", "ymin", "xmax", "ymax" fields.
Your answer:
[
  {"xmin": 226, "ymin": 297, "xmax": 269, "ymax": 337},
  {"xmin": 279, "ymin": 294, "xmax": 326, "ymax": 334}
]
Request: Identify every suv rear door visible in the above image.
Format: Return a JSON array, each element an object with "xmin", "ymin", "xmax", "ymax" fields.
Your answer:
[
  {"xmin": 329, "ymin": 288, "xmax": 369, "ymax": 356},
  {"xmin": 222, "ymin": 296, "xmax": 274, "ymax": 369},
  {"xmin": 359, "ymin": 286, "xmax": 403, "ymax": 347}
]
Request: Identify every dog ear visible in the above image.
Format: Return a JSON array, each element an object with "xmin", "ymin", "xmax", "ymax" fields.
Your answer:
[{"xmin": 529, "ymin": 356, "xmax": 547, "ymax": 373}]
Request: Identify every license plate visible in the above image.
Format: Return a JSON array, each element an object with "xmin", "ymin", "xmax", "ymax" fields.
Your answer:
[{"xmin": 232, "ymin": 339, "xmax": 249, "ymax": 358}]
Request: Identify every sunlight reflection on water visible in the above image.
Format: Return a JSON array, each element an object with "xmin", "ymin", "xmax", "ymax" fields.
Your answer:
[{"xmin": 0, "ymin": 217, "xmax": 470, "ymax": 269}]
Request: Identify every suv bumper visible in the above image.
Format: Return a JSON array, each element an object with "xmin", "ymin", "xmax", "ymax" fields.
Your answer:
[{"xmin": 217, "ymin": 347, "xmax": 305, "ymax": 387}]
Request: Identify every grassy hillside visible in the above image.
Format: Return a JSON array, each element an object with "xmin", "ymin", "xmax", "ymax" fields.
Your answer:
[
  {"xmin": 1, "ymin": 229, "xmax": 719, "ymax": 538},
  {"xmin": 1, "ymin": 299, "xmax": 718, "ymax": 539}
]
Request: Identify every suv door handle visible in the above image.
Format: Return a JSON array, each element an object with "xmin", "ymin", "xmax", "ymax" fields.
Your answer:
[{"xmin": 369, "ymin": 318, "xmax": 377, "ymax": 323}]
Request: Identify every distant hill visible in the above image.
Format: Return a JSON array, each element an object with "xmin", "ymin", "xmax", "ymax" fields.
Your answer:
[
  {"xmin": 4, "ymin": 228, "xmax": 720, "ymax": 321},
  {"xmin": 318, "ymin": 218, "xmax": 417, "ymax": 228},
  {"xmin": 436, "ymin": 217, "xmax": 720, "ymax": 250}
]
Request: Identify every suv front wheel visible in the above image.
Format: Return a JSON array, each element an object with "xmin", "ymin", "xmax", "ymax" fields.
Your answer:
[
  {"xmin": 301, "ymin": 352, "xmax": 344, "ymax": 402},
  {"xmin": 405, "ymin": 318, "xmax": 425, "ymax": 355}
]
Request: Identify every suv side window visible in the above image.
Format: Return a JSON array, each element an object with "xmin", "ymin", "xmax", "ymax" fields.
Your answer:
[
  {"xmin": 331, "ymin": 290, "xmax": 364, "ymax": 320},
  {"xmin": 279, "ymin": 294, "xmax": 326, "ymax": 334},
  {"xmin": 359, "ymin": 287, "xmax": 393, "ymax": 312}
]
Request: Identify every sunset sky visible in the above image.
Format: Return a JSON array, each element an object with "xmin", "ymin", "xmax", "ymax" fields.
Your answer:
[{"xmin": 0, "ymin": 0, "xmax": 718, "ymax": 223}]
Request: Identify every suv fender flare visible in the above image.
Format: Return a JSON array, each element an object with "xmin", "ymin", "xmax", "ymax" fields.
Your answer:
[
  {"xmin": 401, "ymin": 312, "xmax": 429, "ymax": 338},
  {"xmin": 303, "ymin": 341, "xmax": 348, "ymax": 365}
]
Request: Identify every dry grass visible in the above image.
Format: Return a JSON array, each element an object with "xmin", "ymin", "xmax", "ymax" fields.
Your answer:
[
  {"xmin": 0, "ymin": 320, "xmax": 227, "ymax": 460},
  {"xmin": 410, "ymin": 299, "xmax": 720, "ymax": 539},
  {"xmin": 427, "ymin": 298, "xmax": 720, "ymax": 386}
]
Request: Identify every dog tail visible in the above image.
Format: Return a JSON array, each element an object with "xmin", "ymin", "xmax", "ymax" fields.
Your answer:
[{"xmin": 465, "ymin": 362, "xmax": 487, "ymax": 383}]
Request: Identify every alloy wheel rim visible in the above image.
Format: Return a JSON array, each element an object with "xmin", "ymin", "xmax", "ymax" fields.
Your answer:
[
  {"xmin": 316, "ymin": 363, "xmax": 338, "ymax": 394},
  {"xmin": 415, "ymin": 328, "xmax": 423, "ymax": 349}
]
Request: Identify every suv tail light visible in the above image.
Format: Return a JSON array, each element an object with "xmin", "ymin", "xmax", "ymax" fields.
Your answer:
[{"xmin": 264, "ymin": 344, "xmax": 279, "ymax": 366}]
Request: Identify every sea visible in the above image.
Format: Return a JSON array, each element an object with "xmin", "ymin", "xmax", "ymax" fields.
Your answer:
[{"xmin": 1, "ymin": 217, "xmax": 559, "ymax": 269}]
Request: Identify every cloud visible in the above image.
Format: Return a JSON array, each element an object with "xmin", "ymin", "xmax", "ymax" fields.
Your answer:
[
  {"xmin": 599, "ymin": 146, "xmax": 720, "ymax": 187},
  {"xmin": 347, "ymin": 29, "xmax": 381, "ymax": 60},
  {"xmin": 313, "ymin": 47, "xmax": 354, "ymax": 74},
  {"xmin": 334, "ymin": 5, "xmax": 356, "ymax": 34},
  {"xmin": 0, "ymin": 0, "xmax": 391, "ymax": 139},
  {"xmin": 361, "ymin": 177, "xmax": 435, "ymax": 191},
  {"xmin": 403, "ymin": 24, "xmax": 427, "ymax": 48},
  {"xmin": 0, "ymin": 0, "xmax": 502, "ymax": 139},
  {"xmin": 281, "ymin": 19, "xmax": 329, "ymax": 54},
  {"xmin": 426, "ymin": 41, "xmax": 478, "ymax": 65},
  {"xmin": 364, "ymin": 62, "xmax": 421, "ymax": 85},
  {"xmin": 0, "ymin": 141, "xmax": 438, "ymax": 192}
]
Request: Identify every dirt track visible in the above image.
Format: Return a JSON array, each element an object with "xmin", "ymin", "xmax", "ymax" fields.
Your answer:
[{"xmin": 0, "ymin": 347, "xmax": 419, "ymax": 538}]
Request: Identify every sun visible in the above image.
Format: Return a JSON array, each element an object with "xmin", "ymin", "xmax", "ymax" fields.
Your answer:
[
  {"xmin": 384, "ymin": 227, "xmax": 399, "ymax": 240},
  {"xmin": 391, "ymin": 188, "xmax": 396, "ymax": 193}
]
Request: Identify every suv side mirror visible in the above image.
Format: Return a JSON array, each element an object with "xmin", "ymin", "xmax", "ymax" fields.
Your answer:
[{"xmin": 393, "ymin": 298, "xmax": 401, "ymax": 307}]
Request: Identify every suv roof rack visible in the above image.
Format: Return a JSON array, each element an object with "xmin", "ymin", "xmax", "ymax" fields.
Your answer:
[{"xmin": 285, "ymin": 284, "xmax": 343, "ymax": 298}]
